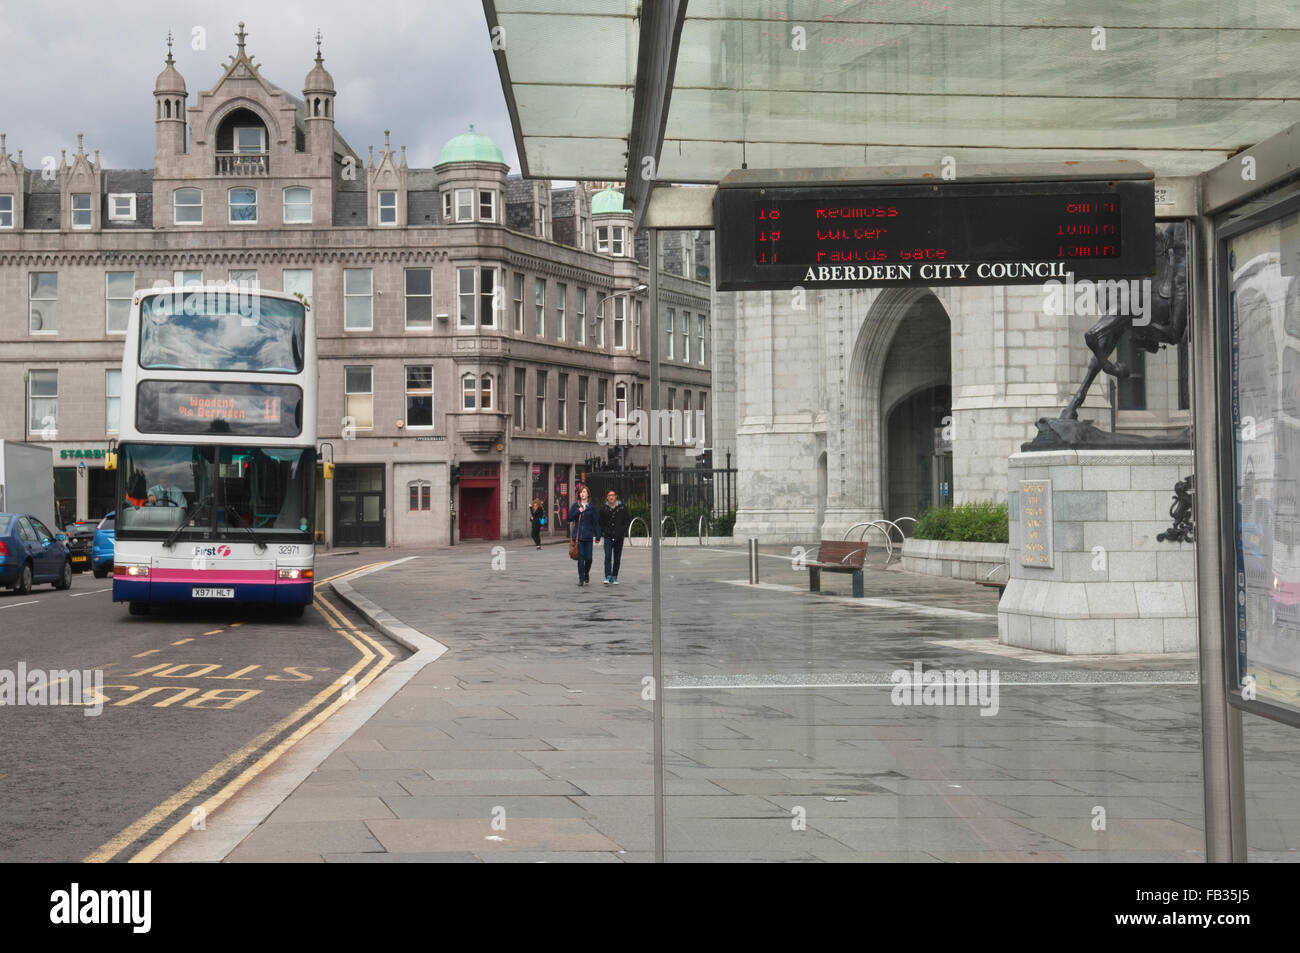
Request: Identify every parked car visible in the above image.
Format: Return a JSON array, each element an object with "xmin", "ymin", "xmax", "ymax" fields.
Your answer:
[
  {"xmin": 62, "ymin": 518, "xmax": 97, "ymax": 574},
  {"xmin": 0, "ymin": 512, "xmax": 73, "ymax": 594},
  {"xmin": 92, "ymin": 511, "xmax": 115, "ymax": 579}
]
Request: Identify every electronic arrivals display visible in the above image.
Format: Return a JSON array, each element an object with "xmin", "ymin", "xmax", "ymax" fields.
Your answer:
[{"xmin": 715, "ymin": 178, "xmax": 1156, "ymax": 290}]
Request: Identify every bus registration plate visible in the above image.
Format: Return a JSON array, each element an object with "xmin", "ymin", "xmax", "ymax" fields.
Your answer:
[{"xmin": 193, "ymin": 587, "xmax": 235, "ymax": 599}]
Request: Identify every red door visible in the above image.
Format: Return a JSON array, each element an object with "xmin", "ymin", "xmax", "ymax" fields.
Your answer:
[{"xmin": 458, "ymin": 463, "xmax": 500, "ymax": 540}]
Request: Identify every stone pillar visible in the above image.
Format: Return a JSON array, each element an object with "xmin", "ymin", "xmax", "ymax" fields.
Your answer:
[{"xmin": 999, "ymin": 448, "xmax": 1196, "ymax": 654}]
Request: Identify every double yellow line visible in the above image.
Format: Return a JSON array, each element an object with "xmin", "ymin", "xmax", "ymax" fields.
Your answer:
[{"xmin": 85, "ymin": 562, "xmax": 396, "ymax": 863}]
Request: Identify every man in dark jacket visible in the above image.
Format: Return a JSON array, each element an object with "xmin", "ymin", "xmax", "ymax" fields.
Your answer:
[{"xmin": 599, "ymin": 489, "xmax": 631, "ymax": 585}]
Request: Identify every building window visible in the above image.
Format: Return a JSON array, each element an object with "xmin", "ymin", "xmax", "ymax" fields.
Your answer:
[
  {"xmin": 633, "ymin": 299, "xmax": 641, "ymax": 353},
  {"xmin": 683, "ymin": 390, "xmax": 693, "ymax": 441},
  {"xmin": 698, "ymin": 314, "xmax": 706, "ymax": 365},
  {"xmin": 29, "ymin": 272, "xmax": 57, "ymax": 334},
  {"xmin": 463, "ymin": 375, "xmax": 478, "ymax": 410},
  {"xmin": 104, "ymin": 271, "xmax": 134, "ymax": 334},
  {"xmin": 442, "ymin": 192, "xmax": 452, "ymax": 221},
  {"xmin": 597, "ymin": 378, "xmax": 607, "ymax": 419},
  {"xmin": 698, "ymin": 391, "xmax": 707, "ymax": 442},
  {"xmin": 344, "ymin": 268, "xmax": 373, "ymax": 330},
  {"xmin": 576, "ymin": 288, "xmax": 586, "ymax": 345},
  {"xmin": 284, "ymin": 268, "xmax": 313, "ymax": 309},
  {"xmin": 108, "ymin": 193, "xmax": 136, "ymax": 222},
  {"xmin": 513, "ymin": 273, "xmax": 524, "ymax": 333},
  {"xmin": 536, "ymin": 201, "xmax": 547, "ymax": 237},
  {"xmin": 479, "ymin": 190, "xmax": 495, "ymax": 221},
  {"xmin": 535, "ymin": 371, "xmax": 547, "ymax": 431},
  {"xmin": 534, "ymin": 278, "xmax": 545, "ymax": 335},
  {"xmin": 666, "ymin": 308, "xmax": 675, "ymax": 359},
  {"xmin": 514, "ymin": 367, "xmax": 526, "ymax": 430},
  {"xmin": 379, "ymin": 190, "xmax": 397, "ymax": 225},
  {"xmin": 667, "ymin": 388, "xmax": 676, "ymax": 440},
  {"xmin": 406, "ymin": 366, "xmax": 433, "ymax": 428},
  {"xmin": 229, "ymin": 269, "xmax": 258, "ymax": 290},
  {"xmin": 234, "ymin": 126, "xmax": 266, "ymax": 153},
  {"xmin": 404, "ymin": 268, "xmax": 432, "ymax": 329},
  {"xmin": 596, "ymin": 225, "xmax": 609, "ymax": 253},
  {"xmin": 28, "ymin": 370, "xmax": 57, "ymax": 436},
  {"xmin": 614, "ymin": 297, "xmax": 625, "ymax": 349},
  {"xmin": 578, "ymin": 376, "xmax": 588, "ymax": 434},
  {"xmin": 615, "ymin": 383, "xmax": 628, "ymax": 421},
  {"xmin": 635, "ymin": 382, "xmax": 644, "ymax": 411},
  {"xmin": 70, "ymin": 193, "xmax": 92, "ymax": 228},
  {"xmin": 106, "ymin": 369, "xmax": 121, "ymax": 433},
  {"xmin": 481, "ymin": 374, "xmax": 493, "ymax": 411},
  {"xmin": 409, "ymin": 481, "xmax": 432, "ymax": 511},
  {"xmin": 611, "ymin": 226, "xmax": 624, "ymax": 256},
  {"xmin": 480, "ymin": 268, "xmax": 497, "ymax": 328},
  {"xmin": 556, "ymin": 282, "xmax": 566, "ymax": 340},
  {"xmin": 0, "ymin": 194, "xmax": 13, "ymax": 228},
  {"xmin": 458, "ymin": 268, "xmax": 475, "ymax": 328},
  {"xmin": 283, "ymin": 187, "xmax": 311, "ymax": 223},
  {"xmin": 683, "ymin": 310, "xmax": 692, "ymax": 363},
  {"xmin": 229, "ymin": 187, "xmax": 257, "ymax": 223},
  {"xmin": 578, "ymin": 214, "xmax": 587, "ymax": 249},
  {"xmin": 344, "ymin": 366, "xmax": 374, "ymax": 429},
  {"xmin": 557, "ymin": 373, "xmax": 568, "ymax": 433},
  {"xmin": 173, "ymin": 270, "xmax": 202, "ymax": 289},
  {"xmin": 174, "ymin": 188, "xmax": 202, "ymax": 224},
  {"xmin": 596, "ymin": 292, "xmax": 606, "ymax": 347},
  {"xmin": 456, "ymin": 189, "xmax": 473, "ymax": 222}
]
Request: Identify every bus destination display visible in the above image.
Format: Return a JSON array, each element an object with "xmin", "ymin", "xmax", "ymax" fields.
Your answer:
[
  {"xmin": 715, "ymin": 179, "xmax": 1155, "ymax": 290},
  {"xmin": 136, "ymin": 381, "xmax": 302, "ymax": 437}
]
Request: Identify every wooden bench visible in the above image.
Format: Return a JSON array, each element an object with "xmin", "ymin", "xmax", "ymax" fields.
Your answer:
[{"xmin": 807, "ymin": 541, "xmax": 867, "ymax": 597}]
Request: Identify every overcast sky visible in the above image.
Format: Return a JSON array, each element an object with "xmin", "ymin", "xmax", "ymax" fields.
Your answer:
[{"xmin": 0, "ymin": 0, "xmax": 519, "ymax": 173}]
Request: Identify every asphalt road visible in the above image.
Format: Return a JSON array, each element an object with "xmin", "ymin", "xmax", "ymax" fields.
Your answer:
[{"xmin": 0, "ymin": 550, "xmax": 404, "ymax": 863}]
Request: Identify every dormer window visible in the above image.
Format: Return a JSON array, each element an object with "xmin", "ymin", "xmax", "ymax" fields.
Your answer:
[
  {"xmin": 455, "ymin": 189, "xmax": 473, "ymax": 222},
  {"xmin": 71, "ymin": 194, "xmax": 92, "ymax": 229},
  {"xmin": 108, "ymin": 194, "xmax": 136, "ymax": 222},
  {"xmin": 0, "ymin": 195, "xmax": 13, "ymax": 229},
  {"xmin": 234, "ymin": 127, "xmax": 266, "ymax": 153},
  {"xmin": 442, "ymin": 192, "xmax": 452, "ymax": 221},
  {"xmin": 479, "ymin": 190, "xmax": 495, "ymax": 222},
  {"xmin": 596, "ymin": 225, "xmax": 609, "ymax": 253},
  {"xmin": 611, "ymin": 226, "xmax": 624, "ymax": 256},
  {"xmin": 378, "ymin": 190, "xmax": 397, "ymax": 225}
]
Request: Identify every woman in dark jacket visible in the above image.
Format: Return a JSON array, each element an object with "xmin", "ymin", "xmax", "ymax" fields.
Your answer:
[
  {"xmin": 567, "ymin": 485, "xmax": 601, "ymax": 586},
  {"xmin": 529, "ymin": 497, "xmax": 545, "ymax": 548}
]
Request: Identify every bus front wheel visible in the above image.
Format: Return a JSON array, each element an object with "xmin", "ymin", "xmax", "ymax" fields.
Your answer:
[{"xmin": 128, "ymin": 602, "xmax": 150, "ymax": 616}]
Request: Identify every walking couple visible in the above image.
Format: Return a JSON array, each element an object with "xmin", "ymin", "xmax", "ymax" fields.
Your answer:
[{"xmin": 568, "ymin": 486, "xmax": 630, "ymax": 586}]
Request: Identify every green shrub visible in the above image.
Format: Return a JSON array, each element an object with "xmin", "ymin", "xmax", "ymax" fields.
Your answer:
[
  {"xmin": 913, "ymin": 501, "xmax": 1008, "ymax": 543},
  {"xmin": 616, "ymin": 499, "xmax": 734, "ymax": 537}
]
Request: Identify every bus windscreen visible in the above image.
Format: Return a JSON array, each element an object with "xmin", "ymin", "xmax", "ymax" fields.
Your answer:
[{"xmin": 138, "ymin": 291, "xmax": 305, "ymax": 373}]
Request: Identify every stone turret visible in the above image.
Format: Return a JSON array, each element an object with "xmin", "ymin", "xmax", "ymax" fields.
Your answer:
[
  {"xmin": 154, "ymin": 34, "xmax": 187, "ymax": 159},
  {"xmin": 303, "ymin": 33, "xmax": 336, "ymax": 157}
]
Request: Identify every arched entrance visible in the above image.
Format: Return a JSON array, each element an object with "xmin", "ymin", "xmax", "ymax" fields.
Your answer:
[{"xmin": 843, "ymin": 289, "xmax": 953, "ymax": 526}]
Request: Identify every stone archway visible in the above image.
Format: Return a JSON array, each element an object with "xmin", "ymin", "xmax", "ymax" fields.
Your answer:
[{"xmin": 836, "ymin": 288, "xmax": 953, "ymax": 528}]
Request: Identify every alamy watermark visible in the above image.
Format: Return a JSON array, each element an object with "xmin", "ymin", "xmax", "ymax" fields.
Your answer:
[
  {"xmin": 890, "ymin": 662, "xmax": 1000, "ymax": 716},
  {"xmin": 1042, "ymin": 273, "xmax": 1152, "ymax": 325},
  {"xmin": 0, "ymin": 663, "xmax": 104, "ymax": 716},
  {"xmin": 595, "ymin": 409, "xmax": 707, "ymax": 457}
]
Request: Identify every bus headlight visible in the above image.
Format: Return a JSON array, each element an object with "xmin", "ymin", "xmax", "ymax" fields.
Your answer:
[
  {"xmin": 278, "ymin": 568, "xmax": 313, "ymax": 579},
  {"xmin": 115, "ymin": 564, "xmax": 150, "ymax": 577}
]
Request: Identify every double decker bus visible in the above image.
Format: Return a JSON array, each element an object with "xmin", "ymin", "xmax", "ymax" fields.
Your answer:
[{"xmin": 110, "ymin": 284, "xmax": 317, "ymax": 617}]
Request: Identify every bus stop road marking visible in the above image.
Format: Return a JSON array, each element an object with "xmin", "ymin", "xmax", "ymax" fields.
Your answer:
[
  {"xmin": 70, "ymin": 588, "xmax": 112, "ymax": 597},
  {"xmin": 85, "ymin": 588, "xmax": 392, "ymax": 864},
  {"xmin": 171, "ymin": 639, "xmax": 194, "ymax": 645},
  {"xmin": 0, "ymin": 601, "xmax": 40, "ymax": 610},
  {"xmin": 132, "ymin": 650, "xmax": 162, "ymax": 658},
  {"xmin": 202, "ymin": 630, "xmax": 222, "ymax": 636}
]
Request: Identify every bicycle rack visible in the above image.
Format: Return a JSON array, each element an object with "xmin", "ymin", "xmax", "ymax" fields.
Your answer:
[
  {"xmin": 843, "ymin": 521, "xmax": 894, "ymax": 562},
  {"xmin": 628, "ymin": 516, "xmax": 650, "ymax": 547},
  {"xmin": 661, "ymin": 515, "xmax": 678, "ymax": 544},
  {"xmin": 698, "ymin": 514, "xmax": 712, "ymax": 545}
]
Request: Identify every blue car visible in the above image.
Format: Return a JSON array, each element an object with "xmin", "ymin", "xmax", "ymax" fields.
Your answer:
[
  {"xmin": 92, "ymin": 511, "xmax": 115, "ymax": 579},
  {"xmin": 0, "ymin": 512, "xmax": 74, "ymax": 594}
]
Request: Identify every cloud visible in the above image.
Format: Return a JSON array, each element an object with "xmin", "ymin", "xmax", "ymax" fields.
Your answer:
[{"xmin": 0, "ymin": 0, "xmax": 517, "ymax": 172}]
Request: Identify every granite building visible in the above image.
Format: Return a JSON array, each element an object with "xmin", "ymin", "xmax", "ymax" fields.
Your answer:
[{"xmin": 0, "ymin": 26, "xmax": 712, "ymax": 546}]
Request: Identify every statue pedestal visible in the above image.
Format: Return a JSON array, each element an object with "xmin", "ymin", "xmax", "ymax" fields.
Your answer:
[{"xmin": 998, "ymin": 449, "xmax": 1196, "ymax": 655}]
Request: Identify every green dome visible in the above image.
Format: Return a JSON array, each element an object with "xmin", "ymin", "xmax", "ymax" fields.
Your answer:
[
  {"xmin": 436, "ymin": 124, "xmax": 507, "ymax": 167},
  {"xmin": 590, "ymin": 188, "xmax": 630, "ymax": 215}
]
